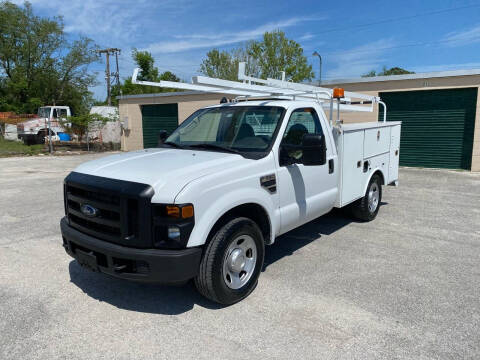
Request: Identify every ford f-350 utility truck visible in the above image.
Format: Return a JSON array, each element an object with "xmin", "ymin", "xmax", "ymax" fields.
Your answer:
[{"xmin": 60, "ymin": 66, "xmax": 401, "ymax": 304}]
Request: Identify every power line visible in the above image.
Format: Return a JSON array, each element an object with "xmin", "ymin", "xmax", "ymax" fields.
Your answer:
[
  {"xmin": 96, "ymin": 48, "xmax": 121, "ymax": 105},
  {"xmin": 312, "ymin": 3, "xmax": 480, "ymax": 36},
  {"xmin": 322, "ymin": 36, "xmax": 480, "ymax": 57}
]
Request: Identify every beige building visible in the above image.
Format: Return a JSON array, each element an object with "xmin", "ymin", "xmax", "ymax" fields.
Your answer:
[
  {"xmin": 118, "ymin": 91, "xmax": 229, "ymax": 151},
  {"xmin": 118, "ymin": 69, "xmax": 480, "ymax": 171}
]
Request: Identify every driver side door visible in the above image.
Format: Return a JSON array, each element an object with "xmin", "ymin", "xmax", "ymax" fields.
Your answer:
[{"xmin": 276, "ymin": 107, "xmax": 338, "ymax": 234}]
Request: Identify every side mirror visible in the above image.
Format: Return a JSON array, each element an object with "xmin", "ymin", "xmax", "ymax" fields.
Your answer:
[
  {"xmin": 157, "ymin": 130, "xmax": 168, "ymax": 146},
  {"xmin": 302, "ymin": 133, "xmax": 326, "ymax": 166}
]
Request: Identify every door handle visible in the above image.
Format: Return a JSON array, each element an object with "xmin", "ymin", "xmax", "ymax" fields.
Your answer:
[{"xmin": 329, "ymin": 159, "xmax": 334, "ymax": 174}]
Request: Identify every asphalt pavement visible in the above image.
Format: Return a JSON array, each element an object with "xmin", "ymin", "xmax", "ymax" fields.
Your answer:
[{"xmin": 1, "ymin": 153, "xmax": 479, "ymax": 359}]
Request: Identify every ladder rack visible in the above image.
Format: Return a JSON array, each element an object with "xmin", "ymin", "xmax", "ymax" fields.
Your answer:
[{"xmin": 131, "ymin": 63, "xmax": 387, "ymax": 121}]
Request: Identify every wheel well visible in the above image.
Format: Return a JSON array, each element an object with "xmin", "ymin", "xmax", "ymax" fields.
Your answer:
[
  {"xmin": 373, "ymin": 170, "xmax": 385, "ymax": 185},
  {"xmin": 38, "ymin": 128, "xmax": 54, "ymax": 136},
  {"xmin": 207, "ymin": 203, "xmax": 271, "ymax": 245}
]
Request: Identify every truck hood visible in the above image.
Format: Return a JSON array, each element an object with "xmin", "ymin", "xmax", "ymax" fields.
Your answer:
[
  {"xmin": 73, "ymin": 148, "xmax": 248, "ymax": 202},
  {"xmin": 17, "ymin": 117, "xmax": 43, "ymax": 127}
]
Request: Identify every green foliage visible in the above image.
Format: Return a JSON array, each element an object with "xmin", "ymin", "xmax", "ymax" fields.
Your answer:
[
  {"xmin": 133, "ymin": 49, "xmax": 159, "ymax": 81},
  {"xmin": 249, "ymin": 31, "xmax": 314, "ymax": 82},
  {"xmin": 362, "ymin": 70, "xmax": 377, "ymax": 78},
  {"xmin": 362, "ymin": 66, "xmax": 415, "ymax": 77},
  {"xmin": 61, "ymin": 113, "xmax": 112, "ymax": 138},
  {"xmin": 0, "ymin": 136, "xmax": 44, "ymax": 156},
  {"xmin": 0, "ymin": 1, "xmax": 99, "ymax": 115},
  {"xmin": 110, "ymin": 49, "xmax": 181, "ymax": 105},
  {"xmin": 159, "ymin": 71, "xmax": 181, "ymax": 82},
  {"xmin": 199, "ymin": 49, "xmax": 242, "ymax": 81},
  {"xmin": 199, "ymin": 30, "xmax": 314, "ymax": 82}
]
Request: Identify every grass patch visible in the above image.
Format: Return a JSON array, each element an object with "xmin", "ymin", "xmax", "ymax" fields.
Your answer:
[{"xmin": 0, "ymin": 137, "xmax": 45, "ymax": 156}]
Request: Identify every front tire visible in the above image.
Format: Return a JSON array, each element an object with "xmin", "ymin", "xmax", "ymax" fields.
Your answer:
[
  {"xmin": 194, "ymin": 217, "xmax": 265, "ymax": 305},
  {"xmin": 351, "ymin": 174, "xmax": 382, "ymax": 221},
  {"xmin": 22, "ymin": 135, "xmax": 35, "ymax": 145},
  {"xmin": 35, "ymin": 131, "xmax": 47, "ymax": 144}
]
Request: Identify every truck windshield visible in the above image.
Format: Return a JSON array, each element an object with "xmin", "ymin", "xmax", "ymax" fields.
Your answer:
[
  {"xmin": 38, "ymin": 107, "xmax": 51, "ymax": 118},
  {"xmin": 165, "ymin": 106, "xmax": 285, "ymax": 158}
]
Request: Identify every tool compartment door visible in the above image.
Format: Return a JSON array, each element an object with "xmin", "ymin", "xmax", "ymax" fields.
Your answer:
[
  {"xmin": 364, "ymin": 127, "xmax": 391, "ymax": 158},
  {"xmin": 388, "ymin": 124, "xmax": 401, "ymax": 183},
  {"xmin": 340, "ymin": 129, "xmax": 366, "ymax": 206}
]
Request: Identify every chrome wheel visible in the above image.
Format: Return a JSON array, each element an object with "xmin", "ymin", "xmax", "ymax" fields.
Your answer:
[
  {"xmin": 368, "ymin": 182, "xmax": 380, "ymax": 213},
  {"xmin": 223, "ymin": 234, "xmax": 257, "ymax": 290}
]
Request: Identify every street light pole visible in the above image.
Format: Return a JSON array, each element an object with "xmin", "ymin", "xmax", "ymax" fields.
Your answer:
[{"xmin": 312, "ymin": 51, "xmax": 322, "ymax": 85}]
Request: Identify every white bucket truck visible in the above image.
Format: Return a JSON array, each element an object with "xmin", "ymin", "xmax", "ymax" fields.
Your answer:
[{"xmin": 60, "ymin": 64, "xmax": 400, "ymax": 304}]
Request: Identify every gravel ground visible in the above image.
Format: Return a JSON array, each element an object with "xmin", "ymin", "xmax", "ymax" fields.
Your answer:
[{"xmin": 0, "ymin": 153, "xmax": 479, "ymax": 360}]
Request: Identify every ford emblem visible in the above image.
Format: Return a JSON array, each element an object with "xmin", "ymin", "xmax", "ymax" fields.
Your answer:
[{"xmin": 81, "ymin": 204, "xmax": 98, "ymax": 217}]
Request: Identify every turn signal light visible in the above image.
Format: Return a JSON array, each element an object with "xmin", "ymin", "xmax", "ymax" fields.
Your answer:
[
  {"xmin": 333, "ymin": 88, "xmax": 345, "ymax": 98},
  {"xmin": 166, "ymin": 204, "xmax": 194, "ymax": 219},
  {"xmin": 181, "ymin": 205, "xmax": 194, "ymax": 218}
]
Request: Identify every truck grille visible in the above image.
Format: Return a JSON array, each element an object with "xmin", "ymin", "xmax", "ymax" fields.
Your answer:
[{"xmin": 64, "ymin": 172, "xmax": 154, "ymax": 248}]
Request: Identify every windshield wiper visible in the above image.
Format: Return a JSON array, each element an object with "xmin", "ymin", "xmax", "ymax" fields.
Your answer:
[
  {"xmin": 188, "ymin": 143, "xmax": 241, "ymax": 155},
  {"xmin": 163, "ymin": 141, "xmax": 185, "ymax": 149}
]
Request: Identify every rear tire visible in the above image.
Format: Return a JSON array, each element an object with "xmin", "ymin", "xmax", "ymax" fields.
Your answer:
[
  {"xmin": 194, "ymin": 217, "xmax": 264, "ymax": 305},
  {"xmin": 351, "ymin": 174, "xmax": 382, "ymax": 221},
  {"xmin": 35, "ymin": 131, "xmax": 46, "ymax": 144}
]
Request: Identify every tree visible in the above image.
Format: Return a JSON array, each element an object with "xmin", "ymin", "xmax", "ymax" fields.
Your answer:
[
  {"xmin": 362, "ymin": 70, "xmax": 377, "ymax": 78},
  {"xmin": 248, "ymin": 31, "xmax": 314, "ymax": 82},
  {"xmin": 0, "ymin": 1, "xmax": 99, "ymax": 115},
  {"xmin": 199, "ymin": 30, "xmax": 314, "ymax": 82},
  {"xmin": 133, "ymin": 49, "xmax": 159, "ymax": 81},
  {"xmin": 200, "ymin": 48, "xmax": 242, "ymax": 81},
  {"xmin": 159, "ymin": 71, "xmax": 180, "ymax": 82},
  {"xmin": 60, "ymin": 112, "xmax": 111, "ymax": 139},
  {"xmin": 362, "ymin": 66, "xmax": 415, "ymax": 77},
  {"xmin": 109, "ymin": 49, "xmax": 181, "ymax": 105}
]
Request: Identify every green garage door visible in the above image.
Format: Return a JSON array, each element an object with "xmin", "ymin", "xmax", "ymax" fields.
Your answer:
[
  {"xmin": 380, "ymin": 88, "xmax": 477, "ymax": 170},
  {"xmin": 141, "ymin": 104, "xmax": 178, "ymax": 148}
]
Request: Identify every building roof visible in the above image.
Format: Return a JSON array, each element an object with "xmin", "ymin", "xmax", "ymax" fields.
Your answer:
[{"xmin": 318, "ymin": 68, "xmax": 480, "ymax": 85}]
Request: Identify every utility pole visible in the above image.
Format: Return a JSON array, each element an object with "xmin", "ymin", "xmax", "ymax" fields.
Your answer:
[
  {"xmin": 47, "ymin": 118, "xmax": 53, "ymax": 154},
  {"xmin": 312, "ymin": 51, "xmax": 322, "ymax": 85},
  {"xmin": 96, "ymin": 48, "xmax": 121, "ymax": 106}
]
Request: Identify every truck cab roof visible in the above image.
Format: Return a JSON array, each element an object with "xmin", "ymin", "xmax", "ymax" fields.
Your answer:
[{"xmin": 40, "ymin": 105, "xmax": 70, "ymax": 109}]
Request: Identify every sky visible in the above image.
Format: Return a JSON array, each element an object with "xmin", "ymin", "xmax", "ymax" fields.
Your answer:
[{"xmin": 12, "ymin": 0, "xmax": 480, "ymax": 101}]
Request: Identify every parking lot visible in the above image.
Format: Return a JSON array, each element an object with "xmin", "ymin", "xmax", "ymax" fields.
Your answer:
[{"xmin": 0, "ymin": 153, "xmax": 479, "ymax": 359}]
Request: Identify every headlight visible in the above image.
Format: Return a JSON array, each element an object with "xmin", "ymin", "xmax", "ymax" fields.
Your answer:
[
  {"xmin": 152, "ymin": 204, "xmax": 195, "ymax": 249},
  {"xmin": 168, "ymin": 226, "xmax": 181, "ymax": 239}
]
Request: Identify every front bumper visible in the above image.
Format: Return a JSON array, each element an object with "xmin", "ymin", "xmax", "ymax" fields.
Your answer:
[{"xmin": 60, "ymin": 217, "xmax": 202, "ymax": 284}]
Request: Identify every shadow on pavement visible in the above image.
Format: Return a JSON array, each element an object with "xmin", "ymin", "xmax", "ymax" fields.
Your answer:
[
  {"xmin": 263, "ymin": 208, "xmax": 354, "ymax": 269},
  {"xmin": 68, "ymin": 261, "xmax": 224, "ymax": 315},
  {"xmin": 69, "ymin": 208, "xmax": 362, "ymax": 315}
]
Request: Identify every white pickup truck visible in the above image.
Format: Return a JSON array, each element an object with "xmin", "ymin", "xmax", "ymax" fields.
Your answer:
[
  {"xmin": 60, "ymin": 70, "xmax": 400, "ymax": 304},
  {"xmin": 17, "ymin": 106, "xmax": 71, "ymax": 144}
]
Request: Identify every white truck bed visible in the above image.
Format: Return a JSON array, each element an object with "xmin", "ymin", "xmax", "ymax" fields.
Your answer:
[{"xmin": 334, "ymin": 121, "xmax": 401, "ymax": 208}]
